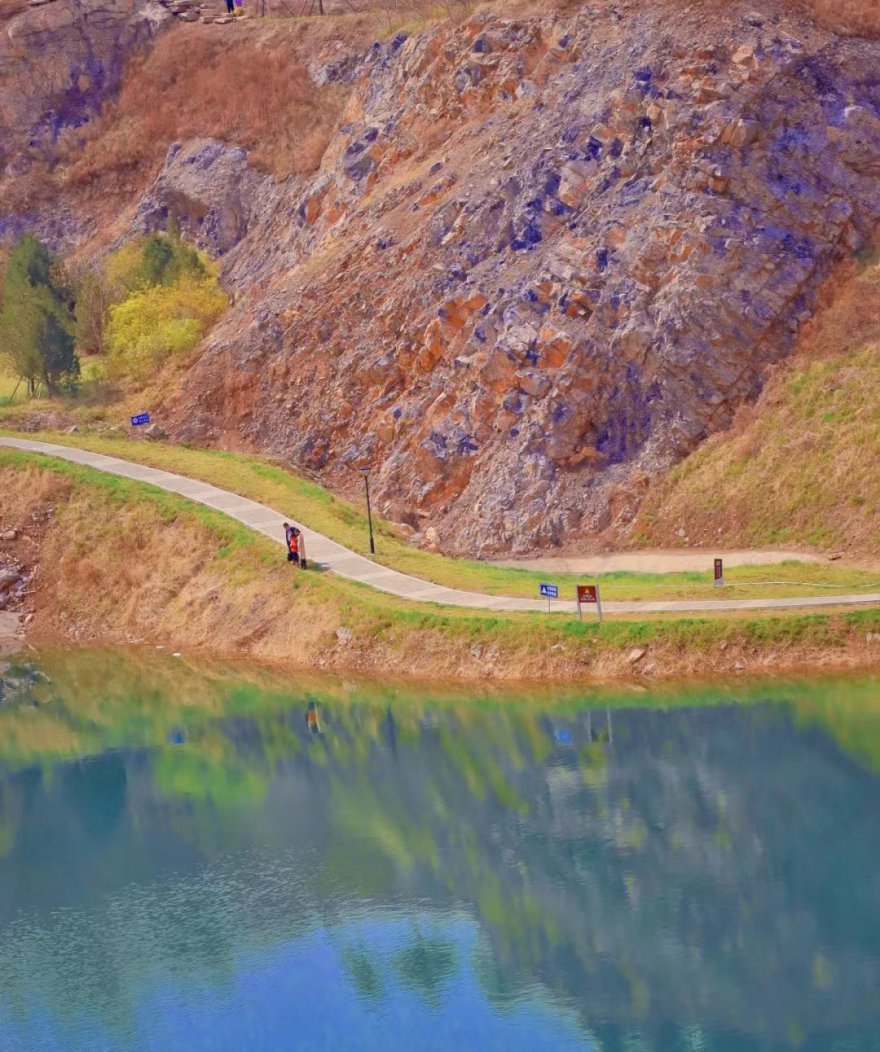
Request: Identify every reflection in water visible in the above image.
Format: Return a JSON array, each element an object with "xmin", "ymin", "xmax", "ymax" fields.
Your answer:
[
  {"xmin": 306, "ymin": 698, "xmax": 322, "ymax": 735},
  {"xmin": 0, "ymin": 649, "xmax": 879, "ymax": 1051}
]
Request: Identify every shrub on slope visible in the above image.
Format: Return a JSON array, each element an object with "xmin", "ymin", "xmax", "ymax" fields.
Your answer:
[{"xmin": 104, "ymin": 233, "xmax": 226, "ymax": 380}]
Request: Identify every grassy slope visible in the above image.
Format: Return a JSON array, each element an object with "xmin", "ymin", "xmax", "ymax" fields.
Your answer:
[
  {"xmin": 632, "ymin": 260, "xmax": 880, "ymax": 555},
  {"xmin": 2, "ymin": 429, "xmax": 878, "ymax": 602},
  {"xmin": 3, "ymin": 448, "xmax": 880, "ymax": 682}
]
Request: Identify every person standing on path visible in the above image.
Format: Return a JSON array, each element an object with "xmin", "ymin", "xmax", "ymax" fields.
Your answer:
[{"xmin": 283, "ymin": 522, "xmax": 301, "ymax": 567}]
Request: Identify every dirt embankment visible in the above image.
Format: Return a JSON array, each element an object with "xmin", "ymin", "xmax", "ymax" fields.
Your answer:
[
  {"xmin": 0, "ymin": 495, "xmax": 42, "ymax": 655},
  {"xmin": 2, "ymin": 455, "xmax": 880, "ymax": 683}
]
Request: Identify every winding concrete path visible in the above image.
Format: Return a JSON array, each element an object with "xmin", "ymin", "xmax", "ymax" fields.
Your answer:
[{"xmin": 3, "ymin": 435, "xmax": 880, "ymax": 617}]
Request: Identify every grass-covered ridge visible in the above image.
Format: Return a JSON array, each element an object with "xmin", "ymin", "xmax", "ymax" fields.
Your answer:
[
  {"xmin": 2, "ymin": 447, "xmax": 880, "ymax": 682},
  {"xmin": 633, "ymin": 259, "xmax": 880, "ymax": 553},
  {"xmin": 2, "ymin": 430, "xmax": 878, "ymax": 604}
]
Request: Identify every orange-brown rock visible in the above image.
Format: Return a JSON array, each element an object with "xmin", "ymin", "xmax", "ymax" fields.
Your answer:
[
  {"xmin": 5, "ymin": 0, "xmax": 880, "ymax": 557},
  {"xmin": 151, "ymin": 0, "xmax": 880, "ymax": 555}
]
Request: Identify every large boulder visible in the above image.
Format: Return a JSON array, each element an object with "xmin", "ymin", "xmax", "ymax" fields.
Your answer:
[{"xmin": 132, "ymin": 138, "xmax": 269, "ymax": 256}]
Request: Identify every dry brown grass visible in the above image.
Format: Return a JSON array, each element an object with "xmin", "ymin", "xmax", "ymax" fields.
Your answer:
[
  {"xmin": 807, "ymin": 0, "xmax": 880, "ymax": 36},
  {"xmin": 0, "ymin": 463, "xmax": 69, "ymax": 518},
  {"xmin": 0, "ymin": 457, "xmax": 319, "ymax": 657},
  {"xmin": 64, "ymin": 23, "xmax": 354, "ymax": 192},
  {"xmin": 800, "ymin": 257, "xmax": 880, "ymax": 359},
  {"xmin": 631, "ymin": 258, "xmax": 880, "ymax": 554}
]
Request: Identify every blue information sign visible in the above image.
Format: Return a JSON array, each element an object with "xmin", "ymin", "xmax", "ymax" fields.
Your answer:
[
  {"xmin": 539, "ymin": 583, "xmax": 558, "ymax": 599},
  {"xmin": 130, "ymin": 412, "xmax": 151, "ymax": 426}
]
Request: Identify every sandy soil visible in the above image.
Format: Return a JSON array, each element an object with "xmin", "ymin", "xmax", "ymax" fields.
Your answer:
[
  {"xmin": 0, "ymin": 611, "xmax": 24, "ymax": 657},
  {"xmin": 493, "ymin": 549, "xmax": 835, "ymax": 574}
]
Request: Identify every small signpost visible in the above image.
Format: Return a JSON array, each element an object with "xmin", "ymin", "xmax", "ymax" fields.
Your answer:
[
  {"xmin": 540, "ymin": 582, "xmax": 558, "ymax": 613},
  {"xmin": 714, "ymin": 558, "xmax": 724, "ymax": 588},
  {"xmin": 130, "ymin": 412, "xmax": 151, "ymax": 427},
  {"xmin": 577, "ymin": 583, "xmax": 603, "ymax": 623}
]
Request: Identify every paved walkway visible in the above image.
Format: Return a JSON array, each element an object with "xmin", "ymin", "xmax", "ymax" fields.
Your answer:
[{"xmin": 3, "ymin": 435, "xmax": 880, "ymax": 617}]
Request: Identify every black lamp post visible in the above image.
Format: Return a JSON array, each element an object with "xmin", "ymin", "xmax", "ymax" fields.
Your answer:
[{"xmin": 360, "ymin": 466, "xmax": 375, "ymax": 555}]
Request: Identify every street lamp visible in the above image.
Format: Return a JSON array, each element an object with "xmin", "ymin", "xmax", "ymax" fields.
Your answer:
[{"xmin": 359, "ymin": 466, "xmax": 375, "ymax": 555}]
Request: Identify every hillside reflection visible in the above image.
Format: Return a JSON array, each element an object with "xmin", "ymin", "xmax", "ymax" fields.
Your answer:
[{"xmin": 0, "ymin": 649, "xmax": 879, "ymax": 1051}]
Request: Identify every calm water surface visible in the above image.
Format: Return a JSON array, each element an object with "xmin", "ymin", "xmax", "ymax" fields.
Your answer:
[{"xmin": 0, "ymin": 649, "xmax": 878, "ymax": 1051}]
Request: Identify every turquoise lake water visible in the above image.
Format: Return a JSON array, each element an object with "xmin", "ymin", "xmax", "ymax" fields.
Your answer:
[{"xmin": 0, "ymin": 649, "xmax": 878, "ymax": 1051}]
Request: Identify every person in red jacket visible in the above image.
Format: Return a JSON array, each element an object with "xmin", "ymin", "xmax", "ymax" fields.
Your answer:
[
  {"xmin": 283, "ymin": 523, "xmax": 300, "ymax": 566},
  {"xmin": 283, "ymin": 523, "xmax": 309, "ymax": 569}
]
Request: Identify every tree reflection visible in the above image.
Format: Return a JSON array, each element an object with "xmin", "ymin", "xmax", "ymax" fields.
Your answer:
[
  {"xmin": 341, "ymin": 945, "xmax": 386, "ymax": 1006},
  {"xmin": 394, "ymin": 932, "xmax": 458, "ymax": 1009},
  {"xmin": 0, "ymin": 652, "xmax": 878, "ymax": 1049}
]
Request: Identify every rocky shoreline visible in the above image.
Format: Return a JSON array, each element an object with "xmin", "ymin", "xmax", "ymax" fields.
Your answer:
[{"xmin": 0, "ymin": 514, "xmax": 42, "ymax": 657}]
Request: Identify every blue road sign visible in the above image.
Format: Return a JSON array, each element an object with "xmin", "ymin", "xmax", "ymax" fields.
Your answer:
[
  {"xmin": 131, "ymin": 412, "xmax": 151, "ymax": 426},
  {"xmin": 539, "ymin": 583, "xmax": 558, "ymax": 599}
]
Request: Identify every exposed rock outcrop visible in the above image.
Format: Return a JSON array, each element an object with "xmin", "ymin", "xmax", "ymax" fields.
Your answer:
[
  {"xmin": 0, "ymin": 0, "xmax": 170, "ymax": 240},
  {"xmin": 0, "ymin": 0, "xmax": 169, "ymax": 162},
  {"xmin": 132, "ymin": 138, "xmax": 271, "ymax": 255},
  {"xmin": 158, "ymin": 0, "xmax": 880, "ymax": 554},
  {"xmin": 2, "ymin": 0, "xmax": 880, "ymax": 556}
]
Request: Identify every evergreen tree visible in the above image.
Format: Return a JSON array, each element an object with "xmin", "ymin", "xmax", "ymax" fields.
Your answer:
[{"xmin": 0, "ymin": 235, "xmax": 79, "ymax": 396}]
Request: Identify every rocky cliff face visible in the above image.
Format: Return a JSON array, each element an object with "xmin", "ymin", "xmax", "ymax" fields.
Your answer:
[
  {"xmin": 153, "ymin": 0, "xmax": 880, "ymax": 554},
  {"xmin": 3, "ymin": 0, "xmax": 880, "ymax": 556}
]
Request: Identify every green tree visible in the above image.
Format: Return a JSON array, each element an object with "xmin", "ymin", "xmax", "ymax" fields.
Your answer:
[
  {"xmin": 0, "ymin": 235, "xmax": 79, "ymax": 396},
  {"xmin": 107, "ymin": 233, "xmax": 206, "ymax": 300}
]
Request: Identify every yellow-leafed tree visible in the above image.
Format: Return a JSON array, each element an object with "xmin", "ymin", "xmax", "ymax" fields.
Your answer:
[{"xmin": 107, "ymin": 273, "xmax": 226, "ymax": 380}]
